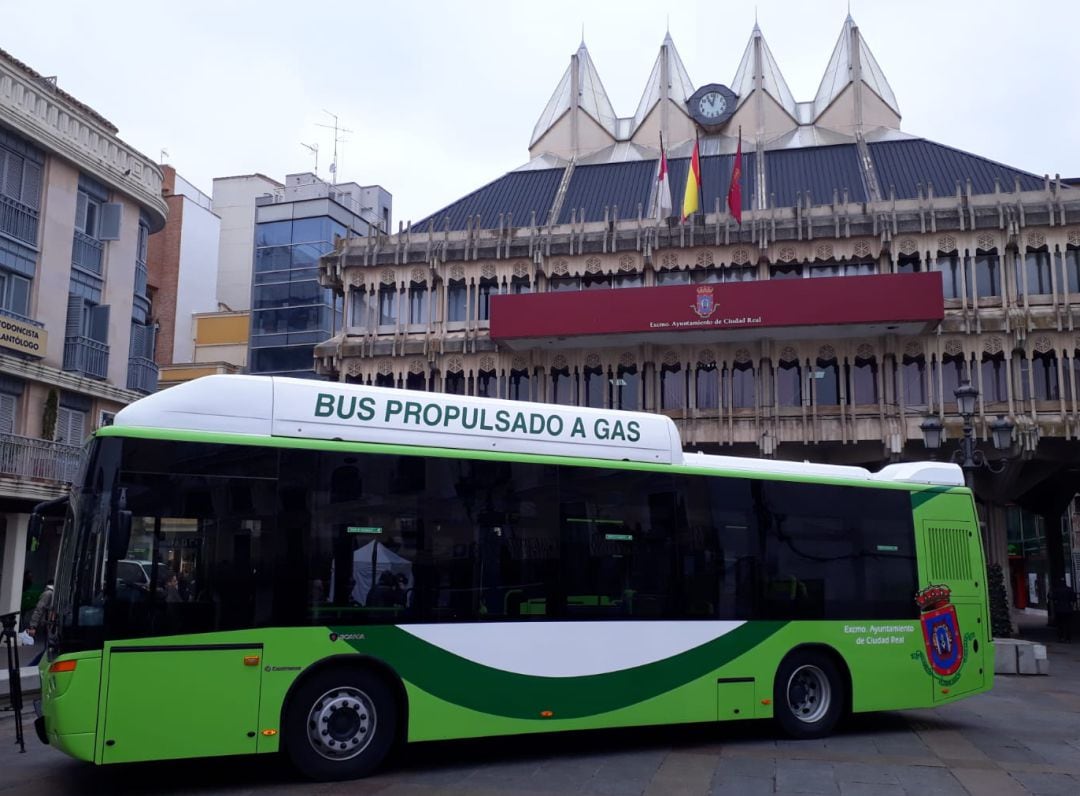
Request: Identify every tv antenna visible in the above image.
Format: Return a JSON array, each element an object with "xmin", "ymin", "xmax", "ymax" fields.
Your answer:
[
  {"xmin": 159, "ymin": 148, "xmax": 169, "ymax": 164},
  {"xmin": 315, "ymin": 110, "xmax": 353, "ymax": 183},
  {"xmin": 300, "ymin": 141, "xmax": 319, "ymax": 176}
]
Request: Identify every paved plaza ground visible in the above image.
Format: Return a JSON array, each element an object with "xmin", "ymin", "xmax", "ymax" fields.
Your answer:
[{"xmin": 2, "ymin": 618, "xmax": 1079, "ymax": 795}]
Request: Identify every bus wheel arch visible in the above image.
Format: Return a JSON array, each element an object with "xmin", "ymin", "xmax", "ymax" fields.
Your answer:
[
  {"xmin": 772, "ymin": 644, "xmax": 850, "ymax": 739},
  {"xmin": 280, "ymin": 654, "xmax": 408, "ymax": 780}
]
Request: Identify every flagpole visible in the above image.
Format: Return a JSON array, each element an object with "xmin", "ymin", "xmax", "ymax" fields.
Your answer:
[
  {"xmin": 696, "ymin": 129, "xmax": 704, "ymax": 224},
  {"xmin": 659, "ymin": 130, "xmax": 665, "ymax": 223},
  {"xmin": 737, "ymin": 125, "xmax": 743, "ymax": 227}
]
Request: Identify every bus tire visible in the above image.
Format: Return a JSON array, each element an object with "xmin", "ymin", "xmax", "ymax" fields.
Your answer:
[
  {"xmin": 282, "ymin": 666, "xmax": 397, "ymax": 781},
  {"xmin": 773, "ymin": 650, "xmax": 844, "ymax": 739}
]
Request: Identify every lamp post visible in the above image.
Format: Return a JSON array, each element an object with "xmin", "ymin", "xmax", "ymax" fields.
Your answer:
[{"xmin": 920, "ymin": 380, "xmax": 1014, "ymax": 488}]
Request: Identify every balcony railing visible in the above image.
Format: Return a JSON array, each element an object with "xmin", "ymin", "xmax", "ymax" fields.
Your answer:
[
  {"xmin": 63, "ymin": 335, "xmax": 109, "ymax": 379},
  {"xmin": 0, "ymin": 194, "xmax": 38, "ymax": 245},
  {"xmin": 0, "ymin": 432, "xmax": 81, "ymax": 485},
  {"xmin": 0, "ymin": 306, "xmax": 44, "ymax": 329},
  {"xmin": 126, "ymin": 355, "xmax": 159, "ymax": 393},
  {"xmin": 71, "ymin": 230, "xmax": 103, "ymax": 274}
]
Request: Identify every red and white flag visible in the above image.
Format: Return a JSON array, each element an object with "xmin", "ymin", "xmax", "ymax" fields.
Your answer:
[{"xmin": 656, "ymin": 134, "xmax": 673, "ymax": 220}]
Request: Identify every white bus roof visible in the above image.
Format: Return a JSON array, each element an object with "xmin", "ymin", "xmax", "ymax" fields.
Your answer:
[{"xmin": 112, "ymin": 375, "xmax": 964, "ymax": 487}]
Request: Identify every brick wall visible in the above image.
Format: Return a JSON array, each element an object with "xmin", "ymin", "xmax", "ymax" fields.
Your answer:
[{"xmin": 147, "ymin": 165, "xmax": 183, "ymax": 366}]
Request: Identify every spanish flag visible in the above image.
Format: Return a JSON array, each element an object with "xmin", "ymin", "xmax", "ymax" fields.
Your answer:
[
  {"xmin": 728, "ymin": 132, "xmax": 743, "ymax": 224},
  {"xmin": 681, "ymin": 137, "xmax": 701, "ymax": 223}
]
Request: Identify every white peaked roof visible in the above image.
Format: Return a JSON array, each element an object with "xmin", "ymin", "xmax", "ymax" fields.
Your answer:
[
  {"xmin": 731, "ymin": 24, "xmax": 798, "ymax": 118},
  {"xmin": 631, "ymin": 33, "xmax": 696, "ymax": 133},
  {"xmin": 530, "ymin": 42, "xmax": 618, "ymax": 147},
  {"xmin": 813, "ymin": 15, "xmax": 900, "ymax": 119}
]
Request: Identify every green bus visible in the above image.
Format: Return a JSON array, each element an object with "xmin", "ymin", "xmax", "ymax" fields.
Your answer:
[{"xmin": 34, "ymin": 375, "xmax": 990, "ymax": 781}]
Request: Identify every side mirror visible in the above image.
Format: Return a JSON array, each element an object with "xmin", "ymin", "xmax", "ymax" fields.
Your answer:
[{"xmin": 109, "ymin": 510, "xmax": 133, "ymax": 561}]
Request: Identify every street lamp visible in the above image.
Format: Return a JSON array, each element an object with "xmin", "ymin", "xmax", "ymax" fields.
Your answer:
[{"xmin": 920, "ymin": 380, "xmax": 1013, "ymax": 486}]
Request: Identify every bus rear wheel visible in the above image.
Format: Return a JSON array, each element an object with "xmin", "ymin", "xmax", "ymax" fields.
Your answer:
[
  {"xmin": 773, "ymin": 650, "xmax": 844, "ymax": 739},
  {"xmin": 283, "ymin": 667, "xmax": 397, "ymax": 781}
]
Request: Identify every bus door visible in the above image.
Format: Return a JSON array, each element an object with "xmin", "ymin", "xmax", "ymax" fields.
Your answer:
[
  {"xmin": 100, "ymin": 642, "xmax": 263, "ymax": 763},
  {"xmin": 918, "ymin": 520, "xmax": 988, "ymax": 702}
]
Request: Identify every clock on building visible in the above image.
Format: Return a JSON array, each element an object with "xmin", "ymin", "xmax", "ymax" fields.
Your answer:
[{"xmin": 687, "ymin": 84, "xmax": 738, "ymax": 130}]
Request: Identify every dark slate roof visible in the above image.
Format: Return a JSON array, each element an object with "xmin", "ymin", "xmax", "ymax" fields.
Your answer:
[
  {"xmin": 869, "ymin": 139, "xmax": 1043, "ymax": 199},
  {"xmin": 667, "ymin": 153, "xmax": 757, "ymax": 213},
  {"xmin": 765, "ymin": 144, "xmax": 866, "ymax": 206},
  {"xmin": 414, "ymin": 168, "xmax": 564, "ymax": 230},
  {"xmin": 557, "ymin": 161, "xmax": 658, "ymax": 223}
]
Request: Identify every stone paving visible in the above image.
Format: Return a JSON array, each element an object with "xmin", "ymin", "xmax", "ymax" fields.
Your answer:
[{"xmin": 2, "ymin": 627, "xmax": 1079, "ymax": 795}]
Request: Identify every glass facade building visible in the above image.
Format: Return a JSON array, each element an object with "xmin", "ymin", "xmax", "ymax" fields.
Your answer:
[{"xmin": 249, "ymin": 217, "xmax": 348, "ymax": 377}]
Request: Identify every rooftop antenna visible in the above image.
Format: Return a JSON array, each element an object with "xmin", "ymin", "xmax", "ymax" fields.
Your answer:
[
  {"xmin": 315, "ymin": 110, "xmax": 353, "ymax": 184},
  {"xmin": 300, "ymin": 141, "xmax": 319, "ymax": 176},
  {"xmin": 159, "ymin": 148, "xmax": 169, "ymax": 164}
]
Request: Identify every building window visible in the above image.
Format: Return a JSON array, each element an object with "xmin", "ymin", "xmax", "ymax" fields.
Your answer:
[
  {"xmin": 731, "ymin": 361, "xmax": 755, "ymax": 409},
  {"xmin": 980, "ymin": 353, "xmax": 1007, "ymax": 403},
  {"xmin": 1019, "ymin": 249, "xmax": 1052, "ymax": 297},
  {"xmin": 940, "ymin": 353, "xmax": 966, "ymax": 405},
  {"xmin": 477, "ymin": 370, "xmax": 497, "ymax": 398},
  {"xmin": 446, "ymin": 281, "xmax": 467, "ymax": 321},
  {"xmin": 74, "ymin": 190, "xmax": 100, "ymax": 238},
  {"xmin": 1066, "ymin": 248, "xmax": 1080, "ymax": 294},
  {"xmin": 724, "ymin": 266, "xmax": 757, "ymax": 283},
  {"xmin": 614, "ymin": 273, "xmax": 642, "ymax": 289},
  {"xmin": 974, "ymin": 253, "xmax": 1000, "ymax": 298},
  {"xmin": 612, "ymin": 365, "xmax": 639, "ymax": 410},
  {"xmin": 0, "ymin": 390, "xmax": 18, "ymax": 434},
  {"xmin": 375, "ymin": 372, "xmax": 395, "ymax": 388},
  {"xmin": 55, "ymin": 406, "xmax": 86, "ymax": 445},
  {"xmin": 660, "ymin": 363, "xmax": 685, "ymax": 410},
  {"xmin": 655, "ymin": 270, "xmax": 688, "ymax": 285},
  {"xmin": 406, "ymin": 372, "xmax": 427, "ymax": 391},
  {"xmin": 0, "ymin": 270, "xmax": 31, "ymax": 318},
  {"xmin": 477, "ymin": 279, "xmax": 496, "ymax": 321},
  {"xmin": 1068, "ymin": 352, "xmax": 1080, "ymax": 404},
  {"xmin": 444, "ymin": 371, "xmax": 465, "ymax": 395},
  {"xmin": 809, "ymin": 264, "xmax": 840, "ymax": 279},
  {"xmin": 770, "ymin": 264, "xmax": 802, "ymax": 280},
  {"xmin": 696, "ymin": 363, "xmax": 719, "ymax": 410},
  {"xmin": 850, "ymin": 356, "xmax": 878, "ymax": 405},
  {"xmin": 896, "ymin": 255, "xmax": 921, "ymax": 273},
  {"xmin": 511, "ymin": 276, "xmax": 531, "ymax": 294},
  {"xmin": 378, "ymin": 285, "xmax": 398, "ymax": 326},
  {"xmin": 551, "ymin": 367, "xmax": 575, "ymax": 406},
  {"xmin": 814, "ymin": 358, "xmax": 841, "ymax": 405},
  {"xmin": 1032, "ymin": 352, "xmax": 1060, "ymax": 401},
  {"xmin": 349, "ymin": 289, "xmax": 372, "ymax": 330},
  {"xmin": 408, "ymin": 284, "xmax": 428, "ymax": 325},
  {"xmin": 902, "ymin": 355, "xmax": 927, "ymax": 407},
  {"xmin": 582, "ymin": 272, "xmax": 612, "ymax": 290},
  {"xmin": 509, "ymin": 369, "xmax": 531, "ymax": 401},
  {"xmin": 548, "ymin": 275, "xmax": 580, "ymax": 292},
  {"xmin": 777, "ymin": 359, "xmax": 802, "ymax": 407},
  {"xmin": 690, "ymin": 268, "xmax": 722, "ymax": 284},
  {"xmin": 937, "ymin": 254, "xmax": 962, "ymax": 299},
  {"xmin": 583, "ymin": 367, "xmax": 605, "ymax": 408}
]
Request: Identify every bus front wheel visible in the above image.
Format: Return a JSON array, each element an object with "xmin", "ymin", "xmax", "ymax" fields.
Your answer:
[
  {"xmin": 283, "ymin": 667, "xmax": 397, "ymax": 781},
  {"xmin": 773, "ymin": 650, "xmax": 844, "ymax": 739}
]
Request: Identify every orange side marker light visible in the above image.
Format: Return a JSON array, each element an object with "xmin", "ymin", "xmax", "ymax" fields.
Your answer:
[
  {"xmin": 49, "ymin": 660, "xmax": 77, "ymax": 674},
  {"xmin": 760, "ymin": 698, "xmax": 771, "ymax": 705},
  {"xmin": 941, "ymin": 688, "xmax": 950, "ymax": 695},
  {"xmin": 540, "ymin": 710, "xmax": 554, "ymax": 718},
  {"xmin": 261, "ymin": 729, "xmax": 278, "ymax": 736},
  {"xmin": 243, "ymin": 656, "xmax": 260, "ymax": 666}
]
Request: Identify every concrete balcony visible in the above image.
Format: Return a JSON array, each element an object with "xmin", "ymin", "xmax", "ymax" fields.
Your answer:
[{"xmin": 0, "ymin": 432, "xmax": 81, "ymax": 495}]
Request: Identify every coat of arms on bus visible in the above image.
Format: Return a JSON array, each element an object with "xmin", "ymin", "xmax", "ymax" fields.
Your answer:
[
  {"xmin": 691, "ymin": 285, "xmax": 718, "ymax": 319},
  {"xmin": 915, "ymin": 584, "xmax": 963, "ymax": 677}
]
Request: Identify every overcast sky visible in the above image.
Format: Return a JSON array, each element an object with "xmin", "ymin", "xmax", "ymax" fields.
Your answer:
[{"xmin": 6, "ymin": 0, "xmax": 1079, "ymax": 226}]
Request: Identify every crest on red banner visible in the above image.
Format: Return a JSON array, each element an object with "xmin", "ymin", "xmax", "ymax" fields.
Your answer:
[{"xmin": 692, "ymin": 285, "xmax": 717, "ymax": 319}]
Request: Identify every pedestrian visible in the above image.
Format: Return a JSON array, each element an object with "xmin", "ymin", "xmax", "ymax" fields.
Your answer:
[
  {"xmin": 26, "ymin": 578, "xmax": 54, "ymax": 667},
  {"xmin": 1052, "ymin": 578, "xmax": 1075, "ymax": 643}
]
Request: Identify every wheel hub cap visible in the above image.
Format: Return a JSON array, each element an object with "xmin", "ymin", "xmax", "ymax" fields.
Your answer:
[{"xmin": 306, "ymin": 687, "xmax": 375, "ymax": 760}]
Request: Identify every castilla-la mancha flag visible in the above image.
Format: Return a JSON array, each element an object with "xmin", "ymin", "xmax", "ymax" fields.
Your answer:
[
  {"xmin": 681, "ymin": 138, "xmax": 701, "ymax": 222},
  {"xmin": 727, "ymin": 135, "xmax": 743, "ymax": 224}
]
